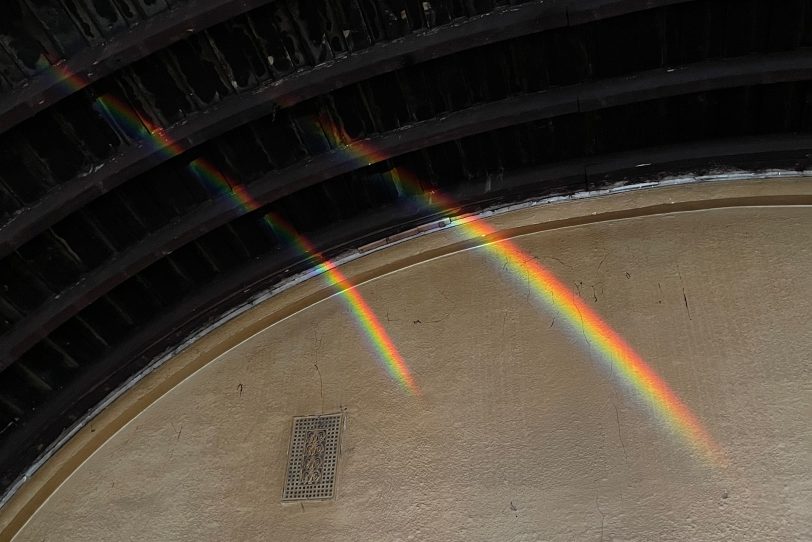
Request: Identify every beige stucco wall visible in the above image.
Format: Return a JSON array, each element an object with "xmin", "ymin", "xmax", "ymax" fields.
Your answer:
[{"xmin": 5, "ymin": 178, "xmax": 812, "ymax": 541}]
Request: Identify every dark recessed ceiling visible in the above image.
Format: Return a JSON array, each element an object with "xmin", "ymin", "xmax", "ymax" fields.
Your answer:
[{"xmin": 0, "ymin": 0, "xmax": 811, "ymax": 493}]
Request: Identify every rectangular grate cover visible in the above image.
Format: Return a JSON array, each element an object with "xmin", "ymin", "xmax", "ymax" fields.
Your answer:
[{"xmin": 282, "ymin": 413, "xmax": 342, "ymax": 501}]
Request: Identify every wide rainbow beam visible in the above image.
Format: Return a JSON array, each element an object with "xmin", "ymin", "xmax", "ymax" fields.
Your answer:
[
  {"xmin": 40, "ymin": 63, "xmax": 419, "ymax": 395},
  {"xmin": 317, "ymin": 121, "xmax": 725, "ymax": 464},
  {"xmin": 409, "ymin": 170, "xmax": 723, "ymax": 462}
]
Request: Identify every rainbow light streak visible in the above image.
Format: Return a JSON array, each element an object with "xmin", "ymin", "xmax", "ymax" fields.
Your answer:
[
  {"xmin": 430, "ymin": 182, "xmax": 724, "ymax": 463},
  {"xmin": 317, "ymin": 120, "xmax": 725, "ymax": 464},
  {"xmin": 197, "ymin": 171, "xmax": 419, "ymax": 395},
  {"xmin": 40, "ymin": 62, "xmax": 419, "ymax": 395},
  {"xmin": 262, "ymin": 211, "xmax": 419, "ymax": 395}
]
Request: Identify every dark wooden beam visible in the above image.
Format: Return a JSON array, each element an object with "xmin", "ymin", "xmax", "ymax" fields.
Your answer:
[
  {"xmin": 0, "ymin": 0, "xmax": 277, "ymax": 132},
  {"xmin": 0, "ymin": 0, "xmax": 699, "ymax": 258},
  {"xmin": 1, "ymin": 49, "xmax": 810, "ymax": 369}
]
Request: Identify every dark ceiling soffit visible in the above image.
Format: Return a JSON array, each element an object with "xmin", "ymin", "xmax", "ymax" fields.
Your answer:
[
  {"xmin": 2, "ymin": 135, "xmax": 811, "ymax": 497},
  {"xmin": 0, "ymin": 48, "xmax": 810, "ymax": 368},
  {"xmin": 0, "ymin": 0, "xmax": 277, "ymax": 131},
  {"xmin": 567, "ymin": 0, "xmax": 691, "ymax": 25},
  {"xmin": 0, "ymin": 0, "xmax": 699, "ymax": 257},
  {"xmin": 0, "ymin": 0, "xmax": 694, "ymax": 132}
]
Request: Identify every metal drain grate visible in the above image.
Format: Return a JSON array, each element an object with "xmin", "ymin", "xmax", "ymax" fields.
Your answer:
[{"xmin": 282, "ymin": 413, "xmax": 342, "ymax": 501}]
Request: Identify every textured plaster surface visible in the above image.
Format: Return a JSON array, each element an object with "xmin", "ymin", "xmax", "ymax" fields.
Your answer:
[{"xmin": 11, "ymin": 184, "xmax": 812, "ymax": 541}]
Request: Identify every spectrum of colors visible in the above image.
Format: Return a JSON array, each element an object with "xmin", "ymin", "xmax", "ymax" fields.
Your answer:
[
  {"xmin": 430, "ymin": 182, "xmax": 725, "ymax": 463},
  {"xmin": 40, "ymin": 62, "xmax": 419, "ymax": 395},
  {"xmin": 192, "ymin": 156, "xmax": 420, "ymax": 395},
  {"xmin": 317, "ymin": 119, "xmax": 725, "ymax": 464},
  {"xmin": 262, "ymin": 211, "xmax": 419, "ymax": 395}
]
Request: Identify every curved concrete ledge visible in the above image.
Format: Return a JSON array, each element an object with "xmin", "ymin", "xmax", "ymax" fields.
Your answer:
[{"xmin": 1, "ymin": 175, "xmax": 811, "ymax": 539}]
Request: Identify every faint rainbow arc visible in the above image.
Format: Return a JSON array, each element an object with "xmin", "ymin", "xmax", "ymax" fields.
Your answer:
[
  {"xmin": 184, "ymin": 161, "xmax": 420, "ymax": 396},
  {"xmin": 41, "ymin": 63, "xmax": 419, "ymax": 395}
]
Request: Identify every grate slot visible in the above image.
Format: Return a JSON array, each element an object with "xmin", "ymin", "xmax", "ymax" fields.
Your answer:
[{"xmin": 282, "ymin": 413, "xmax": 342, "ymax": 501}]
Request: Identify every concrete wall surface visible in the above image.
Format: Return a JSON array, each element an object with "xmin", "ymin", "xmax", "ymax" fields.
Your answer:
[{"xmin": 6, "ymin": 178, "xmax": 812, "ymax": 541}]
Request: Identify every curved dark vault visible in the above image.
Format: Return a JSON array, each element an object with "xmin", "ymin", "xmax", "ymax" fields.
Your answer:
[
  {"xmin": 0, "ymin": 0, "xmax": 811, "ymax": 493},
  {"xmin": 0, "ymin": 0, "xmax": 279, "ymax": 128}
]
